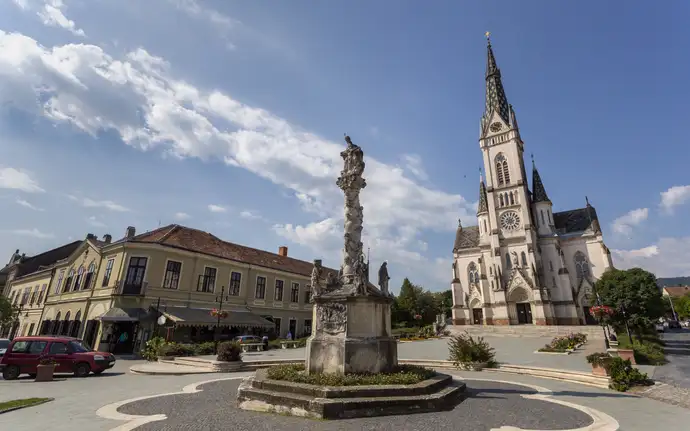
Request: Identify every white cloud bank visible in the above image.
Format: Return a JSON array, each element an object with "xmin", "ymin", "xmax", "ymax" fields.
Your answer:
[
  {"xmin": 660, "ymin": 185, "xmax": 690, "ymax": 214},
  {"xmin": 11, "ymin": 0, "xmax": 86, "ymax": 37},
  {"xmin": 0, "ymin": 167, "xmax": 45, "ymax": 193},
  {"xmin": 612, "ymin": 237, "xmax": 690, "ymax": 278},
  {"xmin": 611, "ymin": 207, "xmax": 648, "ymax": 236}
]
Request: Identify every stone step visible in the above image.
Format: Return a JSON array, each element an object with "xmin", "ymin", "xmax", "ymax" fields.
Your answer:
[
  {"xmin": 487, "ymin": 364, "xmax": 610, "ymax": 389},
  {"xmin": 449, "ymin": 325, "xmax": 606, "ymax": 339}
]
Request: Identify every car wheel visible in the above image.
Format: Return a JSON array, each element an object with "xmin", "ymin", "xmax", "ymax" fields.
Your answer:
[
  {"xmin": 2, "ymin": 365, "xmax": 20, "ymax": 380},
  {"xmin": 74, "ymin": 362, "xmax": 91, "ymax": 377},
  {"xmin": 93, "ymin": 370, "xmax": 104, "ymax": 375}
]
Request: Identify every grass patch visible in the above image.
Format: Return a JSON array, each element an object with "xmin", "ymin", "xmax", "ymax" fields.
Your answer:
[
  {"xmin": 616, "ymin": 333, "xmax": 667, "ymax": 365},
  {"xmin": 266, "ymin": 364, "xmax": 435, "ymax": 386},
  {"xmin": 0, "ymin": 398, "xmax": 53, "ymax": 413}
]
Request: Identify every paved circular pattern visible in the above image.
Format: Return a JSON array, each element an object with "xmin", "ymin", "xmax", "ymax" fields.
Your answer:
[{"xmin": 118, "ymin": 378, "xmax": 594, "ymax": 430}]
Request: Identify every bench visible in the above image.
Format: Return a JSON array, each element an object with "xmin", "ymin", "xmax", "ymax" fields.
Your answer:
[
  {"xmin": 240, "ymin": 343, "xmax": 264, "ymax": 352},
  {"xmin": 280, "ymin": 340, "xmax": 301, "ymax": 349}
]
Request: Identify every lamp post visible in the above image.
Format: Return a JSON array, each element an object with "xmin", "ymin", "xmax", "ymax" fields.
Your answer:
[
  {"xmin": 214, "ymin": 286, "xmax": 229, "ymax": 352},
  {"xmin": 666, "ymin": 295, "xmax": 678, "ymax": 321},
  {"xmin": 593, "ymin": 294, "xmax": 610, "ymax": 350},
  {"xmin": 619, "ymin": 303, "xmax": 633, "ymax": 342},
  {"xmin": 152, "ymin": 297, "xmax": 161, "ymax": 337}
]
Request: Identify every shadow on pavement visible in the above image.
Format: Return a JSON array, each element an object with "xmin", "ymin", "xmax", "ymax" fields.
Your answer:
[{"xmin": 466, "ymin": 385, "xmax": 635, "ymax": 399}]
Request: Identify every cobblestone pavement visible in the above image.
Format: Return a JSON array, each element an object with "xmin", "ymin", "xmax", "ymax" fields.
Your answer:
[
  {"xmin": 653, "ymin": 329, "xmax": 690, "ymax": 389},
  {"xmin": 631, "ymin": 382, "xmax": 690, "ymax": 410},
  {"xmin": 120, "ymin": 378, "xmax": 595, "ymax": 431}
]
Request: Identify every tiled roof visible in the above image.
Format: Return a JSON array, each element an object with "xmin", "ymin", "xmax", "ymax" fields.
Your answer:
[
  {"xmin": 553, "ymin": 206, "xmax": 599, "ymax": 234},
  {"xmin": 127, "ymin": 224, "xmax": 337, "ymax": 278},
  {"xmin": 453, "ymin": 226, "xmax": 480, "ymax": 251},
  {"xmin": 532, "ymin": 165, "xmax": 550, "ymax": 203},
  {"xmin": 663, "ymin": 286, "xmax": 690, "ymax": 298},
  {"xmin": 11, "ymin": 241, "xmax": 82, "ymax": 280}
]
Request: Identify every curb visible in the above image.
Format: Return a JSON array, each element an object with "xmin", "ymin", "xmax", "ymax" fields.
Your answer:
[{"xmin": 0, "ymin": 398, "xmax": 54, "ymax": 415}]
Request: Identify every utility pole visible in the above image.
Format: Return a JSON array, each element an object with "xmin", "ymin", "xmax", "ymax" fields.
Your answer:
[
  {"xmin": 214, "ymin": 286, "xmax": 229, "ymax": 353},
  {"xmin": 152, "ymin": 297, "xmax": 161, "ymax": 337},
  {"xmin": 666, "ymin": 294, "xmax": 678, "ymax": 321}
]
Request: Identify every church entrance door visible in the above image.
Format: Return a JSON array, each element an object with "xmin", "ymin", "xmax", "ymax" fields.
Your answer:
[
  {"xmin": 516, "ymin": 303, "xmax": 533, "ymax": 325},
  {"xmin": 472, "ymin": 308, "xmax": 483, "ymax": 325},
  {"xmin": 582, "ymin": 307, "xmax": 598, "ymax": 325}
]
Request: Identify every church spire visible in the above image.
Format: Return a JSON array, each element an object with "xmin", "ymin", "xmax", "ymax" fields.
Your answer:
[
  {"xmin": 477, "ymin": 172, "xmax": 489, "ymax": 215},
  {"xmin": 531, "ymin": 155, "xmax": 551, "ymax": 203},
  {"xmin": 482, "ymin": 33, "xmax": 510, "ymax": 127}
]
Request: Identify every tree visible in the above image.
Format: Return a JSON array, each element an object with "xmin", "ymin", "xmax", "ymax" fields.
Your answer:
[
  {"xmin": 393, "ymin": 278, "xmax": 442, "ymax": 326},
  {"xmin": 594, "ymin": 268, "xmax": 665, "ymax": 339},
  {"xmin": 671, "ymin": 294, "xmax": 690, "ymax": 320},
  {"xmin": 0, "ymin": 295, "xmax": 18, "ymax": 329}
]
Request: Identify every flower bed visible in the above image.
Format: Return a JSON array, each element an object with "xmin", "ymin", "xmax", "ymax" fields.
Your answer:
[
  {"xmin": 537, "ymin": 333, "xmax": 587, "ymax": 354},
  {"xmin": 266, "ymin": 364, "xmax": 435, "ymax": 386},
  {"xmin": 448, "ymin": 332, "xmax": 496, "ymax": 369}
]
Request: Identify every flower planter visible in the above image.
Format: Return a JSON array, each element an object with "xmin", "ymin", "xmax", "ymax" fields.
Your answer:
[
  {"xmin": 35, "ymin": 364, "xmax": 56, "ymax": 382},
  {"xmin": 591, "ymin": 363, "xmax": 610, "ymax": 377},
  {"xmin": 457, "ymin": 361, "xmax": 488, "ymax": 371},
  {"xmin": 216, "ymin": 360, "xmax": 243, "ymax": 372},
  {"xmin": 617, "ymin": 349, "xmax": 636, "ymax": 365},
  {"xmin": 157, "ymin": 356, "xmax": 175, "ymax": 361}
]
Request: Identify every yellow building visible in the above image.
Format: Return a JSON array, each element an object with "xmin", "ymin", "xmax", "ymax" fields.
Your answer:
[{"xmin": 5, "ymin": 224, "xmax": 327, "ymax": 354}]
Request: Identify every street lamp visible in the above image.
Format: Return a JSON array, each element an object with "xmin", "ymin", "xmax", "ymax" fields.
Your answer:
[
  {"xmin": 666, "ymin": 295, "xmax": 678, "ymax": 321},
  {"xmin": 213, "ymin": 286, "xmax": 229, "ymax": 352},
  {"xmin": 593, "ymin": 293, "xmax": 610, "ymax": 349}
]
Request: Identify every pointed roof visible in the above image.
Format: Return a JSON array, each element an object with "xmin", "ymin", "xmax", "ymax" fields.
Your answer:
[
  {"xmin": 477, "ymin": 174, "xmax": 488, "ymax": 215},
  {"xmin": 531, "ymin": 157, "xmax": 551, "ymax": 203},
  {"xmin": 482, "ymin": 37, "xmax": 510, "ymax": 126}
]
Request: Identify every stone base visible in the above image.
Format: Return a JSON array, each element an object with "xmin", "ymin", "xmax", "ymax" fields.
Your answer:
[
  {"xmin": 556, "ymin": 317, "xmax": 581, "ymax": 325},
  {"xmin": 236, "ymin": 369, "xmax": 466, "ymax": 420},
  {"xmin": 452, "ymin": 318, "xmax": 468, "ymax": 325},
  {"xmin": 486, "ymin": 318, "xmax": 510, "ymax": 325},
  {"xmin": 306, "ymin": 336, "xmax": 397, "ymax": 375}
]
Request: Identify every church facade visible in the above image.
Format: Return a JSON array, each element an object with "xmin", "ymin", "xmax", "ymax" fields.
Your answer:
[{"xmin": 451, "ymin": 39, "xmax": 614, "ymax": 326}]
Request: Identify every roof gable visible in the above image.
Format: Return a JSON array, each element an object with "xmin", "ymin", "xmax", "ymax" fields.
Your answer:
[{"xmin": 553, "ymin": 206, "xmax": 599, "ymax": 234}]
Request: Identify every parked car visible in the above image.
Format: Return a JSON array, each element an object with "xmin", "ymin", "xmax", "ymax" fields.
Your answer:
[
  {"xmin": 0, "ymin": 336, "xmax": 116, "ymax": 380},
  {"xmin": 655, "ymin": 323, "xmax": 665, "ymax": 332},
  {"xmin": 233, "ymin": 335, "xmax": 262, "ymax": 344},
  {"xmin": 0, "ymin": 338, "xmax": 9, "ymax": 357}
]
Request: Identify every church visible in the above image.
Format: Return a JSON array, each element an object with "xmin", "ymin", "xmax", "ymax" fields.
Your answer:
[{"xmin": 451, "ymin": 37, "xmax": 614, "ymax": 326}]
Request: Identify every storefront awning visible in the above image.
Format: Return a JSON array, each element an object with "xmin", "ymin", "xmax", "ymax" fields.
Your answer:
[
  {"xmin": 160, "ymin": 306, "xmax": 274, "ymax": 328},
  {"xmin": 98, "ymin": 307, "xmax": 150, "ymax": 322}
]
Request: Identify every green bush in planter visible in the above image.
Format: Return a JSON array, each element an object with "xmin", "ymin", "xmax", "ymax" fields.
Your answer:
[
  {"xmin": 157, "ymin": 342, "xmax": 195, "ymax": 358},
  {"xmin": 216, "ymin": 341, "xmax": 242, "ymax": 362},
  {"xmin": 608, "ymin": 357, "xmax": 651, "ymax": 392},
  {"xmin": 194, "ymin": 342, "xmax": 217, "ymax": 355},
  {"xmin": 586, "ymin": 352, "xmax": 612, "ymax": 368},
  {"xmin": 448, "ymin": 332, "xmax": 495, "ymax": 367},
  {"xmin": 143, "ymin": 337, "xmax": 166, "ymax": 361}
]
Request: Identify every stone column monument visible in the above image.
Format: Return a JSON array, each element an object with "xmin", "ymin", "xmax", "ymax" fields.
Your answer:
[{"xmin": 305, "ymin": 135, "xmax": 397, "ymax": 375}]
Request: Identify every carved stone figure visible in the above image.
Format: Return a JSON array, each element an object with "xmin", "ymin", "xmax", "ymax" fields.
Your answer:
[
  {"xmin": 311, "ymin": 259, "xmax": 323, "ymax": 297},
  {"xmin": 511, "ymin": 251, "xmax": 520, "ymax": 267},
  {"xmin": 316, "ymin": 302, "xmax": 347, "ymax": 335},
  {"xmin": 378, "ymin": 261, "xmax": 390, "ymax": 295}
]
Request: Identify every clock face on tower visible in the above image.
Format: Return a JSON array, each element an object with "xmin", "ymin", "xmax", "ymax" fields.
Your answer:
[
  {"xmin": 500, "ymin": 211, "xmax": 521, "ymax": 231},
  {"xmin": 489, "ymin": 122, "xmax": 503, "ymax": 132}
]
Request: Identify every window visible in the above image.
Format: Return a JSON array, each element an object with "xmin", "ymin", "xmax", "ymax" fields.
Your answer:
[
  {"xmin": 499, "ymin": 194, "xmax": 504, "ymax": 207},
  {"xmin": 102, "ymin": 259, "xmax": 114, "ymax": 287},
  {"xmin": 505, "ymin": 253, "xmax": 511, "ymax": 269},
  {"xmin": 574, "ymin": 252, "xmax": 591, "ymax": 280},
  {"xmin": 521, "ymin": 252, "xmax": 527, "ymax": 267},
  {"xmin": 290, "ymin": 282, "xmax": 300, "ymax": 303},
  {"xmin": 83, "ymin": 262, "xmax": 96, "ymax": 290},
  {"xmin": 304, "ymin": 319, "xmax": 312, "ymax": 335},
  {"xmin": 73, "ymin": 266, "xmax": 85, "ymax": 290},
  {"xmin": 549, "ymin": 261, "xmax": 554, "ymax": 272},
  {"xmin": 125, "ymin": 257, "xmax": 148, "ymax": 287},
  {"xmin": 38, "ymin": 284, "xmax": 47, "ymax": 304},
  {"xmin": 21, "ymin": 287, "xmax": 30, "ymax": 305},
  {"xmin": 63, "ymin": 268, "xmax": 74, "ymax": 293},
  {"xmin": 495, "ymin": 153, "xmax": 510, "ymax": 185},
  {"xmin": 229, "ymin": 272, "xmax": 241, "ymax": 296},
  {"xmin": 163, "ymin": 260, "xmax": 182, "ymax": 289},
  {"xmin": 467, "ymin": 262, "xmax": 479, "ymax": 284},
  {"xmin": 29, "ymin": 285, "xmax": 38, "ymax": 305},
  {"xmin": 273, "ymin": 317, "xmax": 282, "ymax": 334},
  {"xmin": 198, "ymin": 267, "xmax": 217, "ymax": 293},
  {"xmin": 483, "ymin": 220, "xmax": 487, "ymax": 232},
  {"xmin": 55, "ymin": 269, "xmax": 65, "ymax": 294},
  {"xmin": 27, "ymin": 323, "xmax": 35, "ymax": 336},
  {"xmin": 11, "ymin": 340, "xmax": 47, "ymax": 354},
  {"xmin": 510, "ymin": 192, "xmax": 515, "ymax": 205},
  {"xmin": 274, "ymin": 279, "xmax": 284, "ymax": 301},
  {"xmin": 541, "ymin": 210, "xmax": 545, "ymax": 225},
  {"xmin": 305, "ymin": 289, "xmax": 311, "ymax": 304},
  {"xmin": 548, "ymin": 211, "xmax": 552, "ymax": 224},
  {"xmin": 49, "ymin": 342, "xmax": 69, "ymax": 355},
  {"xmin": 255, "ymin": 276, "xmax": 266, "ymax": 299}
]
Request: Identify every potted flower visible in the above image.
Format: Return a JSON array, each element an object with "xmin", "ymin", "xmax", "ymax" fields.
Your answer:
[
  {"xmin": 216, "ymin": 341, "xmax": 243, "ymax": 372},
  {"xmin": 210, "ymin": 308, "xmax": 228, "ymax": 319},
  {"xmin": 36, "ymin": 355, "xmax": 57, "ymax": 382},
  {"xmin": 590, "ymin": 305, "xmax": 615, "ymax": 320},
  {"xmin": 586, "ymin": 352, "xmax": 612, "ymax": 377}
]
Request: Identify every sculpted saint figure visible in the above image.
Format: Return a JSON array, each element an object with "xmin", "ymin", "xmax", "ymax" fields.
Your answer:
[
  {"xmin": 511, "ymin": 251, "xmax": 520, "ymax": 267},
  {"xmin": 311, "ymin": 260, "xmax": 323, "ymax": 297},
  {"xmin": 378, "ymin": 261, "xmax": 391, "ymax": 296}
]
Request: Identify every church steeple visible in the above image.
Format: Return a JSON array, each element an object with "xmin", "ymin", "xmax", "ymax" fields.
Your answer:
[
  {"xmin": 482, "ymin": 34, "xmax": 510, "ymax": 127},
  {"xmin": 531, "ymin": 156, "xmax": 550, "ymax": 203},
  {"xmin": 477, "ymin": 173, "xmax": 488, "ymax": 215}
]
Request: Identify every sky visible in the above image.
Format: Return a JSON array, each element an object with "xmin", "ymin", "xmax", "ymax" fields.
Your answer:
[{"xmin": 0, "ymin": 0, "xmax": 689, "ymax": 293}]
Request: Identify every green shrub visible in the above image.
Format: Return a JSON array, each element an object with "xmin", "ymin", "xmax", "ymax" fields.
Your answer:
[
  {"xmin": 586, "ymin": 352, "xmax": 612, "ymax": 367},
  {"xmin": 216, "ymin": 341, "xmax": 242, "ymax": 362},
  {"xmin": 417, "ymin": 325, "xmax": 436, "ymax": 338},
  {"xmin": 538, "ymin": 345, "xmax": 568, "ymax": 353},
  {"xmin": 157, "ymin": 342, "xmax": 195, "ymax": 358},
  {"xmin": 194, "ymin": 342, "xmax": 216, "ymax": 355},
  {"xmin": 266, "ymin": 364, "xmax": 435, "ymax": 386},
  {"xmin": 615, "ymin": 333, "xmax": 666, "ymax": 365},
  {"xmin": 142, "ymin": 337, "xmax": 166, "ymax": 361},
  {"xmin": 448, "ymin": 332, "xmax": 495, "ymax": 366},
  {"xmin": 608, "ymin": 357, "xmax": 651, "ymax": 392}
]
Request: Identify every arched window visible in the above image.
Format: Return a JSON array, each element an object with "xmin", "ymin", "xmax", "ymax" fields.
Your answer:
[
  {"xmin": 61, "ymin": 311, "xmax": 71, "ymax": 336},
  {"xmin": 505, "ymin": 253, "xmax": 511, "ymax": 269},
  {"xmin": 510, "ymin": 192, "xmax": 515, "ymax": 205},
  {"xmin": 491, "ymin": 280, "xmax": 494, "ymax": 290},
  {"xmin": 64, "ymin": 269, "xmax": 75, "ymax": 293},
  {"xmin": 499, "ymin": 194, "xmax": 504, "ymax": 207},
  {"xmin": 467, "ymin": 262, "xmax": 479, "ymax": 284},
  {"xmin": 552, "ymin": 276, "xmax": 557, "ymax": 288},
  {"xmin": 495, "ymin": 153, "xmax": 510, "ymax": 185},
  {"xmin": 71, "ymin": 310, "xmax": 82, "ymax": 337},
  {"xmin": 574, "ymin": 252, "xmax": 591, "ymax": 279},
  {"xmin": 504, "ymin": 193, "xmax": 509, "ymax": 206},
  {"xmin": 84, "ymin": 262, "xmax": 96, "ymax": 290},
  {"xmin": 74, "ymin": 266, "xmax": 85, "ymax": 290},
  {"xmin": 53, "ymin": 312, "xmax": 61, "ymax": 335},
  {"xmin": 541, "ymin": 210, "xmax": 545, "ymax": 225},
  {"xmin": 483, "ymin": 220, "xmax": 487, "ymax": 232},
  {"xmin": 489, "ymin": 266, "xmax": 493, "ymax": 276},
  {"xmin": 521, "ymin": 252, "xmax": 527, "ymax": 267}
]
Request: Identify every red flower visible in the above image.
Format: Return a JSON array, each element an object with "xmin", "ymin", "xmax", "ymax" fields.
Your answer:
[{"xmin": 590, "ymin": 305, "xmax": 614, "ymax": 318}]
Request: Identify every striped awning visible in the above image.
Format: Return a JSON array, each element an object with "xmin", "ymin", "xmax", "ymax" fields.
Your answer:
[{"xmin": 160, "ymin": 306, "xmax": 273, "ymax": 328}]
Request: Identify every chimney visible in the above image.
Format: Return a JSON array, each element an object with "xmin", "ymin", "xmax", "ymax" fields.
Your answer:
[
  {"xmin": 103, "ymin": 234, "xmax": 112, "ymax": 244},
  {"xmin": 126, "ymin": 226, "xmax": 136, "ymax": 239},
  {"xmin": 86, "ymin": 233, "xmax": 96, "ymax": 240},
  {"xmin": 278, "ymin": 246, "xmax": 288, "ymax": 257}
]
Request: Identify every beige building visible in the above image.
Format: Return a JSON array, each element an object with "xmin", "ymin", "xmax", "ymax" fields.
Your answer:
[
  {"xmin": 451, "ymin": 39, "xmax": 614, "ymax": 326},
  {"xmin": 4, "ymin": 224, "xmax": 324, "ymax": 354}
]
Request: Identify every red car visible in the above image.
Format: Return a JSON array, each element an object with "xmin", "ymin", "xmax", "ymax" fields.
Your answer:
[{"xmin": 0, "ymin": 336, "xmax": 116, "ymax": 380}]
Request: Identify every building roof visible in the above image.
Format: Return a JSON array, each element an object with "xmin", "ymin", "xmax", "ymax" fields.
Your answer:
[
  {"xmin": 531, "ymin": 160, "xmax": 551, "ymax": 203},
  {"xmin": 553, "ymin": 206, "xmax": 600, "ymax": 234},
  {"xmin": 663, "ymin": 286, "xmax": 690, "ymax": 298},
  {"xmin": 453, "ymin": 225, "xmax": 480, "ymax": 251},
  {"xmin": 477, "ymin": 177, "xmax": 488, "ymax": 215},
  {"xmin": 483, "ymin": 38, "xmax": 510, "ymax": 126},
  {"xmin": 125, "ymin": 224, "xmax": 336, "ymax": 278},
  {"xmin": 8, "ymin": 241, "xmax": 82, "ymax": 280}
]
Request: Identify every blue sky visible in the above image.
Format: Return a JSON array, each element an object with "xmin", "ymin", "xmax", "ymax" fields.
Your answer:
[{"xmin": 1, "ymin": 0, "xmax": 689, "ymax": 292}]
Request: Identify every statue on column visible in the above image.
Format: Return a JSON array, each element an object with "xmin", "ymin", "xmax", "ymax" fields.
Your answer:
[
  {"xmin": 311, "ymin": 260, "xmax": 323, "ymax": 298},
  {"xmin": 378, "ymin": 261, "xmax": 391, "ymax": 296}
]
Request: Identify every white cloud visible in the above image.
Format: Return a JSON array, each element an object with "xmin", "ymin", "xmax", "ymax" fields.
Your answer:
[
  {"xmin": 0, "ymin": 30, "xmax": 473, "ymax": 290},
  {"xmin": 16, "ymin": 199, "xmax": 44, "ymax": 211},
  {"xmin": 0, "ymin": 167, "xmax": 45, "ymax": 193},
  {"xmin": 11, "ymin": 0, "xmax": 86, "ymax": 37},
  {"xmin": 240, "ymin": 210, "xmax": 263, "ymax": 221},
  {"xmin": 660, "ymin": 185, "xmax": 690, "ymax": 213},
  {"xmin": 401, "ymin": 153, "xmax": 428, "ymax": 181},
  {"xmin": 168, "ymin": 0, "xmax": 239, "ymax": 30},
  {"xmin": 611, "ymin": 207, "xmax": 648, "ymax": 236},
  {"xmin": 612, "ymin": 237, "xmax": 690, "ymax": 277},
  {"xmin": 174, "ymin": 212, "xmax": 191, "ymax": 220},
  {"xmin": 10, "ymin": 228, "xmax": 54, "ymax": 239},
  {"xmin": 208, "ymin": 204, "xmax": 227, "ymax": 213},
  {"xmin": 67, "ymin": 195, "xmax": 130, "ymax": 212},
  {"xmin": 86, "ymin": 216, "xmax": 106, "ymax": 228}
]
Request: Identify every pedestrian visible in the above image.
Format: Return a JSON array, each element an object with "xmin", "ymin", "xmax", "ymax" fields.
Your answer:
[
  {"xmin": 287, "ymin": 331, "xmax": 292, "ymax": 341},
  {"xmin": 262, "ymin": 335, "xmax": 269, "ymax": 351}
]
